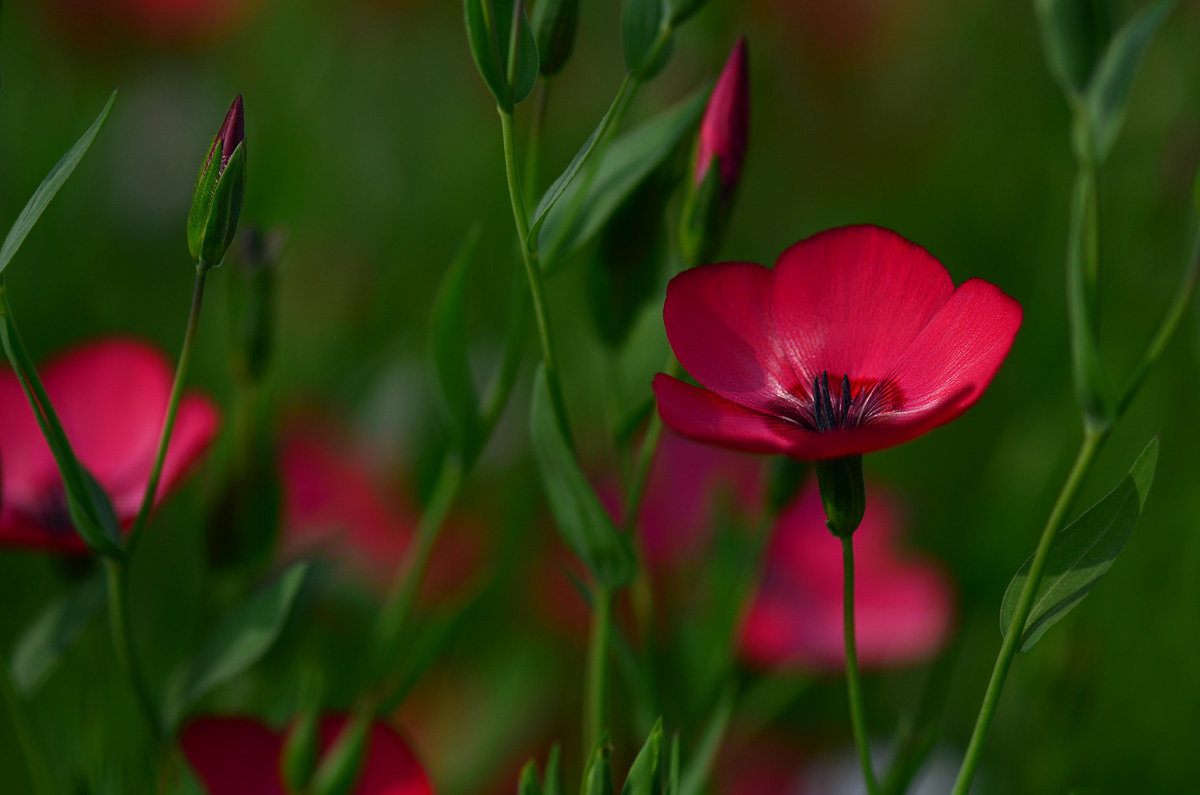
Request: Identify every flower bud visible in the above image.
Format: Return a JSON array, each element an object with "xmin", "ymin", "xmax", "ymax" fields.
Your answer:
[
  {"xmin": 815, "ymin": 455, "xmax": 865, "ymax": 539},
  {"xmin": 533, "ymin": 0, "xmax": 579, "ymax": 77},
  {"xmin": 187, "ymin": 95, "xmax": 246, "ymax": 269}
]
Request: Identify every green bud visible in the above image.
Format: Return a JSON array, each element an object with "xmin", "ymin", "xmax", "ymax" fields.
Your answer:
[
  {"xmin": 533, "ymin": 0, "xmax": 579, "ymax": 76},
  {"xmin": 188, "ymin": 95, "xmax": 246, "ymax": 270},
  {"xmin": 814, "ymin": 455, "xmax": 865, "ymax": 539}
]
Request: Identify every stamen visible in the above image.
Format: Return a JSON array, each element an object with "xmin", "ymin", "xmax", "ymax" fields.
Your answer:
[{"xmin": 841, "ymin": 374, "xmax": 852, "ymax": 425}]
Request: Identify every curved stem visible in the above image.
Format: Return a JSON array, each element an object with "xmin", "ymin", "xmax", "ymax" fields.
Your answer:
[
  {"xmin": 842, "ymin": 536, "xmax": 881, "ymax": 795},
  {"xmin": 104, "ymin": 558, "xmax": 163, "ymax": 741},
  {"xmin": 0, "ymin": 658, "xmax": 56, "ymax": 795},
  {"xmin": 128, "ymin": 268, "xmax": 209, "ymax": 554},
  {"xmin": 584, "ymin": 586, "xmax": 613, "ymax": 752},
  {"xmin": 951, "ymin": 429, "xmax": 1104, "ymax": 795}
]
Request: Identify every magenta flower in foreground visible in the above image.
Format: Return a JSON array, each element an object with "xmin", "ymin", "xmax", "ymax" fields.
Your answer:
[
  {"xmin": 653, "ymin": 224, "xmax": 1022, "ymax": 459},
  {"xmin": 181, "ymin": 715, "xmax": 433, "ymax": 795},
  {"xmin": 695, "ymin": 36, "xmax": 749, "ymax": 194},
  {"xmin": 739, "ymin": 482, "xmax": 953, "ymax": 670},
  {"xmin": 0, "ymin": 338, "xmax": 219, "ymax": 553}
]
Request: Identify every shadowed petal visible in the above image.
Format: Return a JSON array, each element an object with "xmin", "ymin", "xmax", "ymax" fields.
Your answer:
[
  {"xmin": 182, "ymin": 717, "xmax": 285, "ymax": 795},
  {"xmin": 653, "ymin": 374, "xmax": 799, "ymax": 455}
]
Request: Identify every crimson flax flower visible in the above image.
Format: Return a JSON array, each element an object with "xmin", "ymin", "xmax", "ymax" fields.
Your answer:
[
  {"xmin": 0, "ymin": 339, "xmax": 219, "ymax": 552},
  {"xmin": 653, "ymin": 224, "xmax": 1021, "ymax": 461}
]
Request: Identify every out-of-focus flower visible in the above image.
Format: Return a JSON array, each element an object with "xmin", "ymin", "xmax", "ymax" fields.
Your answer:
[
  {"xmin": 0, "ymin": 338, "xmax": 219, "ymax": 553},
  {"xmin": 279, "ymin": 422, "xmax": 481, "ymax": 598},
  {"xmin": 739, "ymin": 482, "xmax": 953, "ymax": 670},
  {"xmin": 654, "ymin": 225, "xmax": 1022, "ymax": 460},
  {"xmin": 695, "ymin": 37, "xmax": 750, "ymax": 195},
  {"xmin": 43, "ymin": 0, "xmax": 260, "ymax": 49},
  {"xmin": 189, "ymin": 95, "xmax": 247, "ymax": 268},
  {"xmin": 181, "ymin": 714, "xmax": 434, "ymax": 795},
  {"xmin": 750, "ymin": 0, "xmax": 920, "ymax": 75}
]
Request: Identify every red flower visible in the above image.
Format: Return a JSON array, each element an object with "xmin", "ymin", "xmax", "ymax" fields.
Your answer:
[
  {"xmin": 181, "ymin": 714, "xmax": 434, "ymax": 795},
  {"xmin": 279, "ymin": 422, "xmax": 481, "ymax": 597},
  {"xmin": 653, "ymin": 225, "xmax": 1021, "ymax": 460},
  {"xmin": 739, "ymin": 482, "xmax": 953, "ymax": 670},
  {"xmin": 0, "ymin": 338, "xmax": 219, "ymax": 553},
  {"xmin": 695, "ymin": 37, "xmax": 750, "ymax": 194}
]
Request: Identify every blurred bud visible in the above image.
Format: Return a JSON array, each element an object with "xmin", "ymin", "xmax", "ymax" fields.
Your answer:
[
  {"xmin": 680, "ymin": 38, "xmax": 749, "ymax": 266},
  {"xmin": 231, "ymin": 226, "xmax": 284, "ymax": 384},
  {"xmin": 533, "ymin": 0, "xmax": 579, "ymax": 76},
  {"xmin": 310, "ymin": 714, "xmax": 370, "ymax": 795},
  {"xmin": 669, "ymin": 0, "xmax": 710, "ymax": 25},
  {"xmin": 188, "ymin": 95, "xmax": 247, "ymax": 269}
]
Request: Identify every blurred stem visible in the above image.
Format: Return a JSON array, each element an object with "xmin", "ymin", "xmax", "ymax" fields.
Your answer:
[
  {"xmin": 951, "ymin": 428, "xmax": 1104, "ymax": 795},
  {"xmin": 0, "ymin": 658, "xmax": 55, "ymax": 795},
  {"xmin": 842, "ymin": 537, "xmax": 880, "ymax": 795},
  {"xmin": 499, "ymin": 107, "xmax": 572, "ymax": 442},
  {"xmin": 523, "ymin": 80, "xmax": 550, "ymax": 209},
  {"xmin": 584, "ymin": 586, "xmax": 613, "ymax": 753},
  {"xmin": 104, "ymin": 558, "xmax": 164, "ymax": 742},
  {"xmin": 128, "ymin": 267, "xmax": 209, "ymax": 554},
  {"xmin": 1084, "ymin": 163, "xmax": 1100, "ymax": 328},
  {"xmin": 373, "ymin": 456, "xmax": 464, "ymax": 678}
]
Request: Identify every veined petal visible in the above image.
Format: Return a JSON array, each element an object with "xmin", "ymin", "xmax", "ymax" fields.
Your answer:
[{"xmin": 653, "ymin": 374, "xmax": 799, "ymax": 455}]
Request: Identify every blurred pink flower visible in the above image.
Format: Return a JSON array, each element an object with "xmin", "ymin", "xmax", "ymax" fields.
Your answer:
[
  {"xmin": 279, "ymin": 423, "xmax": 481, "ymax": 597},
  {"xmin": 740, "ymin": 482, "xmax": 953, "ymax": 671},
  {"xmin": 0, "ymin": 338, "xmax": 219, "ymax": 553},
  {"xmin": 181, "ymin": 714, "xmax": 434, "ymax": 795}
]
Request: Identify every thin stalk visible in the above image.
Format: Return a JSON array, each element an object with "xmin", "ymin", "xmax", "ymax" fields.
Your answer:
[
  {"xmin": 584, "ymin": 586, "xmax": 613, "ymax": 752},
  {"xmin": 128, "ymin": 267, "xmax": 209, "ymax": 554},
  {"xmin": 0, "ymin": 659, "xmax": 56, "ymax": 795},
  {"xmin": 842, "ymin": 537, "xmax": 881, "ymax": 795},
  {"xmin": 951, "ymin": 429, "xmax": 1104, "ymax": 795},
  {"xmin": 104, "ymin": 558, "xmax": 163, "ymax": 741},
  {"xmin": 523, "ymin": 80, "xmax": 550, "ymax": 210}
]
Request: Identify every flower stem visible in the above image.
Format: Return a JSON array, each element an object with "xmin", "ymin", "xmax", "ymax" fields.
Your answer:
[
  {"xmin": 0, "ymin": 658, "xmax": 56, "ymax": 795},
  {"xmin": 951, "ymin": 428, "xmax": 1104, "ymax": 795},
  {"xmin": 523, "ymin": 80, "xmax": 550, "ymax": 210},
  {"xmin": 104, "ymin": 558, "xmax": 164, "ymax": 742},
  {"xmin": 842, "ymin": 536, "xmax": 881, "ymax": 795},
  {"xmin": 128, "ymin": 267, "xmax": 209, "ymax": 554},
  {"xmin": 584, "ymin": 585, "xmax": 613, "ymax": 753}
]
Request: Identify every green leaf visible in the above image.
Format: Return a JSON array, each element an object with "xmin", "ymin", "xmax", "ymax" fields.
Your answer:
[
  {"xmin": 1034, "ymin": 0, "xmax": 1111, "ymax": 95},
  {"xmin": 529, "ymin": 78, "xmax": 633, "ymax": 242},
  {"xmin": 544, "ymin": 744, "xmax": 565, "ymax": 795},
  {"xmin": 668, "ymin": 0, "xmax": 709, "ymax": 25},
  {"xmin": 679, "ymin": 682, "xmax": 736, "ymax": 795},
  {"xmin": 311, "ymin": 713, "xmax": 370, "ymax": 795},
  {"xmin": 667, "ymin": 735, "xmax": 680, "ymax": 795},
  {"xmin": 431, "ymin": 227, "xmax": 484, "ymax": 462},
  {"xmin": 622, "ymin": 0, "xmax": 673, "ymax": 79},
  {"xmin": 540, "ymin": 88, "xmax": 707, "ymax": 271},
  {"xmin": 530, "ymin": 366, "xmax": 636, "ymax": 588},
  {"xmin": 1001, "ymin": 437, "xmax": 1159, "ymax": 651},
  {"xmin": 165, "ymin": 563, "xmax": 309, "ymax": 727},
  {"xmin": 622, "ymin": 718, "xmax": 663, "ymax": 795},
  {"xmin": 519, "ymin": 762, "xmax": 544, "ymax": 795},
  {"xmin": 463, "ymin": 0, "xmax": 540, "ymax": 111},
  {"xmin": 1083, "ymin": 0, "xmax": 1173, "ymax": 161},
  {"xmin": 0, "ymin": 91, "xmax": 116, "ymax": 277},
  {"xmin": 582, "ymin": 735, "xmax": 614, "ymax": 795},
  {"xmin": 10, "ymin": 570, "xmax": 107, "ymax": 695}
]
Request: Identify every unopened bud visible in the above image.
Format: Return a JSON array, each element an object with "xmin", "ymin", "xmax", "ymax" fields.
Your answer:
[
  {"xmin": 188, "ymin": 95, "xmax": 246, "ymax": 269},
  {"xmin": 533, "ymin": 0, "xmax": 580, "ymax": 77}
]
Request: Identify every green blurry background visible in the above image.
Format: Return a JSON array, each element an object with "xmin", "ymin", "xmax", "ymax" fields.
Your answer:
[{"xmin": 2, "ymin": 0, "xmax": 1199, "ymax": 792}]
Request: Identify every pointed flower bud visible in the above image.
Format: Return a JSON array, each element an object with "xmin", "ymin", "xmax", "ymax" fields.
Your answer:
[
  {"xmin": 533, "ymin": 0, "xmax": 580, "ymax": 77},
  {"xmin": 188, "ymin": 95, "xmax": 246, "ymax": 269}
]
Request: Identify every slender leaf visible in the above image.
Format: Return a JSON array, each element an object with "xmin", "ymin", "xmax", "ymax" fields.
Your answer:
[
  {"xmin": 679, "ymin": 682, "xmax": 736, "ymax": 795},
  {"xmin": 540, "ymin": 88, "xmax": 706, "ymax": 270},
  {"xmin": 582, "ymin": 735, "xmax": 614, "ymax": 795},
  {"xmin": 667, "ymin": 735, "xmax": 680, "ymax": 795},
  {"xmin": 1084, "ymin": 0, "xmax": 1173, "ymax": 160},
  {"xmin": 519, "ymin": 762, "xmax": 543, "ymax": 795},
  {"xmin": 1034, "ymin": 0, "xmax": 1111, "ymax": 95},
  {"xmin": 622, "ymin": 718, "xmax": 663, "ymax": 795},
  {"xmin": 431, "ymin": 227, "xmax": 484, "ymax": 461},
  {"xmin": 10, "ymin": 570, "xmax": 107, "ymax": 695},
  {"xmin": 622, "ymin": 0, "xmax": 672, "ymax": 79},
  {"xmin": 544, "ymin": 744, "xmax": 565, "ymax": 795},
  {"xmin": 165, "ymin": 563, "xmax": 309, "ymax": 726},
  {"xmin": 530, "ymin": 366, "xmax": 636, "ymax": 588},
  {"xmin": 1001, "ymin": 437, "xmax": 1158, "ymax": 651},
  {"xmin": 0, "ymin": 92, "xmax": 116, "ymax": 277}
]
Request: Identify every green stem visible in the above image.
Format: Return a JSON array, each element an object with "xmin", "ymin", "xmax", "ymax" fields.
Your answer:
[
  {"xmin": 128, "ymin": 267, "xmax": 209, "ymax": 554},
  {"xmin": 951, "ymin": 429, "xmax": 1104, "ymax": 795},
  {"xmin": 0, "ymin": 658, "xmax": 56, "ymax": 795},
  {"xmin": 584, "ymin": 586, "xmax": 613, "ymax": 752},
  {"xmin": 104, "ymin": 558, "xmax": 163, "ymax": 741},
  {"xmin": 373, "ymin": 457, "xmax": 464, "ymax": 676},
  {"xmin": 523, "ymin": 80, "xmax": 550, "ymax": 210},
  {"xmin": 842, "ymin": 537, "xmax": 881, "ymax": 795}
]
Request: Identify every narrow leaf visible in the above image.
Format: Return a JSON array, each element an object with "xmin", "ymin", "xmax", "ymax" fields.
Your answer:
[
  {"xmin": 1084, "ymin": 0, "xmax": 1173, "ymax": 160},
  {"xmin": 1034, "ymin": 0, "xmax": 1111, "ymax": 95},
  {"xmin": 165, "ymin": 563, "xmax": 309, "ymax": 726},
  {"xmin": 519, "ymin": 762, "xmax": 543, "ymax": 795},
  {"xmin": 667, "ymin": 735, "xmax": 680, "ymax": 795},
  {"xmin": 10, "ymin": 570, "xmax": 107, "ymax": 695},
  {"xmin": 622, "ymin": 0, "xmax": 672, "ymax": 79},
  {"xmin": 679, "ymin": 682, "xmax": 736, "ymax": 795},
  {"xmin": 582, "ymin": 735, "xmax": 614, "ymax": 795},
  {"xmin": 530, "ymin": 366, "xmax": 636, "ymax": 588},
  {"xmin": 0, "ymin": 92, "xmax": 116, "ymax": 277},
  {"xmin": 544, "ymin": 744, "xmax": 565, "ymax": 795},
  {"xmin": 621, "ymin": 718, "xmax": 663, "ymax": 795},
  {"xmin": 1001, "ymin": 437, "xmax": 1158, "ymax": 651},
  {"xmin": 431, "ymin": 227, "xmax": 484, "ymax": 461}
]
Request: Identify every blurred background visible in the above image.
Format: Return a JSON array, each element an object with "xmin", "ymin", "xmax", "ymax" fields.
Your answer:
[{"xmin": 2, "ymin": 0, "xmax": 1200, "ymax": 792}]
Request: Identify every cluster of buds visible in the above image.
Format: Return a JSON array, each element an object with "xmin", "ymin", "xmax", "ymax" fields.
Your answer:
[{"xmin": 188, "ymin": 95, "xmax": 247, "ymax": 270}]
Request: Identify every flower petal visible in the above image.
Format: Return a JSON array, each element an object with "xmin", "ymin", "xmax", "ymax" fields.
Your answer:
[
  {"xmin": 662, "ymin": 261, "xmax": 800, "ymax": 414},
  {"xmin": 771, "ymin": 225, "xmax": 956, "ymax": 384},
  {"xmin": 181, "ymin": 717, "xmax": 285, "ymax": 795},
  {"xmin": 319, "ymin": 717, "xmax": 435, "ymax": 795},
  {"xmin": 653, "ymin": 374, "xmax": 799, "ymax": 455}
]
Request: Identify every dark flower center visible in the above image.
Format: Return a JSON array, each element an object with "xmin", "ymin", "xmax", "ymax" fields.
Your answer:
[{"xmin": 774, "ymin": 371, "xmax": 904, "ymax": 433}]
